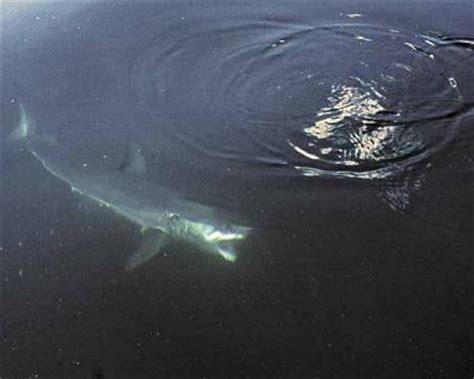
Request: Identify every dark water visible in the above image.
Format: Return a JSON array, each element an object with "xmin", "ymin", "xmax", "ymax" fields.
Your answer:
[{"xmin": 1, "ymin": 1, "xmax": 473, "ymax": 378}]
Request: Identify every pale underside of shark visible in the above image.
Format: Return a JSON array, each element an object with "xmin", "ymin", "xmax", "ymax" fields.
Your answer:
[{"xmin": 12, "ymin": 103, "xmax": 251, "ymax": 269}]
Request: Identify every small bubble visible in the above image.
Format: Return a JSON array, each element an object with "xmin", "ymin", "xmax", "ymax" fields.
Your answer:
[
  {"xmin": 382, "ymin": 63, "xmax": 412, "ymax": 82},
  {"xmin": 448, "ymin": 77, "xmax": 457, "ymax": 88},
  {"xmin": 340, "ymin": 13, "xmax": 363, "ymax": 18},
  {"xmin": 82, "ymin": 163, "xmax": 88, "ymax": 168},
  {"xmin": 35, "ymin": 16, "xmax": 40, "ymax": 20},
  {"xmin": 19, "ymin": 269, "xmax": 23, "ymax": 277}
]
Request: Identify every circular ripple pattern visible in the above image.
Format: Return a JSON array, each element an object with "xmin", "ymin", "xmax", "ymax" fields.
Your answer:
[{"xmin": 131, "ymin": 20, "xmax": 471, "ymax": 179}]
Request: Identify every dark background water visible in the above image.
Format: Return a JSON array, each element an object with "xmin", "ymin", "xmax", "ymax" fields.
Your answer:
[{"xmin": 1, "ymin": 1, "xmax": 473, "ymax": 378}]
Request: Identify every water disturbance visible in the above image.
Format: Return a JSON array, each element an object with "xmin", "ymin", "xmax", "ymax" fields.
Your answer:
[{"xmin": 130, "ymin": 20, "xmax": 472, "ymax": 179}]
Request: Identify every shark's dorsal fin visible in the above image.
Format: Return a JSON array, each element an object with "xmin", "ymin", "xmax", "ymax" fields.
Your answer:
[
  {"xmin": 10, "ymin": 102, "xmax": 36, "ymax": 141},
  {"xmin": 121, "ymin": 141, "xmax": 146, "ymax": 175},
  {"xmin": 125, "ymin": 229, "xmax": 168, "ymax": 270}
]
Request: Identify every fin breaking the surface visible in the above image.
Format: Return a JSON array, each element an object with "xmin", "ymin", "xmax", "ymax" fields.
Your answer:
[
  {"xmin": 125, "ymin": 229, "xmax": 168, "ymax": 270},
  {"xmin": 120, "ymin": 141, "xmax": 147, "ymax": 175}
]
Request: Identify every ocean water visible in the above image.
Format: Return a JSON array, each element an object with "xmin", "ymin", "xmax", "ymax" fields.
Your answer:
[{"xmin": 1, "ymin": 1, "xmax": 473, "ymax": 378}]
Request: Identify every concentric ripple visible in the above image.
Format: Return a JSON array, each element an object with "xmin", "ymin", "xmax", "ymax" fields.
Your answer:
[{"xmin": 131, "ymin": 20, "xmax": 472, "ymax": 179}]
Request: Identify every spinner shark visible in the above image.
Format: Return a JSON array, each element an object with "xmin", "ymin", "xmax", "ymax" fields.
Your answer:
[{"xmin": 11, "ymin": 103, "xmax": 251, "ymax": 269}]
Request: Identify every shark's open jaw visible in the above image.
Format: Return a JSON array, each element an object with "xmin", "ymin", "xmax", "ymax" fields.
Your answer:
[
  {"xmin": 216, "ymin": 241, "xmax": 238, "ymax": 262},
  {"xmin": 206, "ymin": 225, "xmax": 251, "ymax": 262},
  {"xmin": 206, "ymin": 229, "xmax": 249, "ymax": 242},
  {"xmin": 176, "ymin": 220, "xmax": 251, "ymax": 262},
  {"xmin": 13, "ymin": 102, "xmax": 252, "ymax": 270}
]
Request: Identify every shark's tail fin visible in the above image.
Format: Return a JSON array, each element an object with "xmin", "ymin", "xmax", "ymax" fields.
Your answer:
[{"xmin": 9, "ymin": 102, "xmax": 36, "ymax": 142}]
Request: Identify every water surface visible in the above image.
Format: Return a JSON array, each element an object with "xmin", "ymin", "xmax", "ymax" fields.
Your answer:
[{"xmin": 1, "ymin": 1, "xmax": 473, "ymax": 378}]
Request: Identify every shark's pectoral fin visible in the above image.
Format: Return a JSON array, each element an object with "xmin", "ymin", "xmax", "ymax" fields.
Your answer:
[{"xmin": 125, "ymin": 229, "xmax": 168, "ymax": 271}]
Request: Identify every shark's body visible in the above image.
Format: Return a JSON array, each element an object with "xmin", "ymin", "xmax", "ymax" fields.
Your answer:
[{"xmin": 13, "ymin": 103, "xmax": 251, "ymax": 269}]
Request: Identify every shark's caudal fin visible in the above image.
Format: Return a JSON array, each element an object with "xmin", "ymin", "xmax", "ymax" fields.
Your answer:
[
  {"xmin": 125, "ymin": 229, "xmax": 168, "ymax": 271},
  {"xmin": 9, "ymin": 102, "xmax": 36, "ymax": 141},
  {"xmin": 120, "ymin": 141, "xmax": 147, "ymax": 175}
]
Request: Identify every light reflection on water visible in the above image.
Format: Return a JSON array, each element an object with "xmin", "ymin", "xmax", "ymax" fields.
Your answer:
[{"xmin": 116, "ymin": 18, "xmax": 472, "ymax": 183}]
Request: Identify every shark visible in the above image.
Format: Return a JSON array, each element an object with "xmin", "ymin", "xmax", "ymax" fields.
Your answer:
[{"xmin": 11, "ymin": 103, "xmax": 251, "ymax": 269}]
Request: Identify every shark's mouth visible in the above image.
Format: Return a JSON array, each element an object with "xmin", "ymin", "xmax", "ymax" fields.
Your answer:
[
  {"xmin": 187, "ymin": 221, "xmax": 251, "ymax": 262},
  {"xmin": 205, "ymin": 226, "xmax": 251, "ymax": 242},
  {"xmin": 205, "ymin": 225, "xmax": 251, "ymax": 262},
  {"xmin": 215, "ymin": 241, "xmax": 238, "ymax": 262}
]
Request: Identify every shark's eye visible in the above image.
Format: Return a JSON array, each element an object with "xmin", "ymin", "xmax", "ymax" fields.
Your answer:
[{"xmin": 170, "ymin": 214, "xmax": 181, "ymax": 222}]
